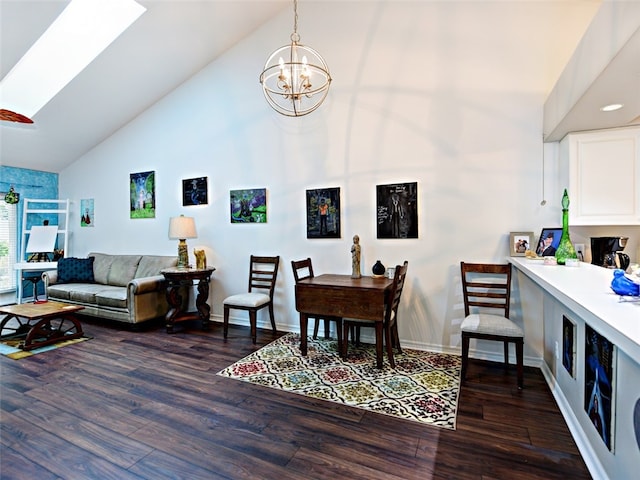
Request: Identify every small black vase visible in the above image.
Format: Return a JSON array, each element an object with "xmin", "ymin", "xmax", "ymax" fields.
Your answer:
[{"xmin": 372, "ymin": 260, "xmax": 385, "ymax": 276}]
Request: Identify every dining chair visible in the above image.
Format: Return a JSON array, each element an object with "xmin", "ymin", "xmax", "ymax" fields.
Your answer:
[
  {"xmin": 223, "ymin": 255, "xmax": 280, "ymax": 344},
  {"xmin": 341, "ymin": 261, "xmax": 409, "ymax": 368},
  {"xmin": 459, "ymin": 262, "xmax": 524, "ymax": 389},
  {"xmin": 291, "ymin": 258, "xmax": 342, "ymax": 349}
]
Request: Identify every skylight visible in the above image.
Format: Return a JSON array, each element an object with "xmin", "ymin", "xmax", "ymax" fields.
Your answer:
[{"xmin": 0, "ymin": 0, "xmax": 145, "ymax": 119}]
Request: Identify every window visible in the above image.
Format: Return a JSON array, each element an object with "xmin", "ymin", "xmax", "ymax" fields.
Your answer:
[
  {"xmin": 0, "ymin": 197, "xmax": 18, "ymax": 292},
  {"xmin": 0, "ymin": 0, "xmax": 146, "ymax": 118}
]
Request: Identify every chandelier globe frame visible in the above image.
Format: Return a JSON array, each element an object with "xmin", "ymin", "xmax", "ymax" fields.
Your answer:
[{"xmin": 259, "ymin": 1, "xmax": 331, "ymax": 117}]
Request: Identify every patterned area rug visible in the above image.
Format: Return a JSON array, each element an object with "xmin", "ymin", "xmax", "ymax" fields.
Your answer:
[
  {"xmin": 218, "ymin": 333, "xmax": 461, "ymax": 429},
  {"xmin": 0, "ymin": 336, "xmax": 91, "ymax": 360}
]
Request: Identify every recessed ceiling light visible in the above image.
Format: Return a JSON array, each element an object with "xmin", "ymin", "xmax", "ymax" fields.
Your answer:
[
  {"xmin": 0, "ymin": 0, "xmax": 146, "ymax": 119},
  {"xmin": 600, "ymin": 103, "xmax": 624, "ymax": 112}
]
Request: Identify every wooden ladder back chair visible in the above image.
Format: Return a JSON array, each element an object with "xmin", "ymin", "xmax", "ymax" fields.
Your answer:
[
  {"xmin": 291, "ymin": 258, "xmax": 343, "ymax": 349},
  {"xmin": 223, "ymin": 255, "xmax": 280, "ymax": 344},
  {"xmin": 342, "ymin": 261, "xmax": 409, "ymax": 369},
  {"xmin": 460, "ymin": 262, "xmax": 524, "ymax": 389}
]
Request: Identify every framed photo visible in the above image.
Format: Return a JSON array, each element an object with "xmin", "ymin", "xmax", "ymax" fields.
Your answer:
[
  {"xmin": 130, "ymin": 171, "xmax": 155, "ymax": 219},
  {"xmin": 230, "ymin": 188, "xmax": 267, "ymax": 223},
  {"xmin": 80, "ymin": 198, "xmax": 94, "ymax": 227},
  {"xmin": 510, "ymin": 231, "xmax": 533, "ymax": 256},
  {"xmin": 306, "ymin": 187, "xmax": 340, "ymax": 238},
  {"xmin": 584, "ymin": 324, "xmax": 616, "ymax": 451},
  {"xmin": 535, "ymin": 227, "xmax": 563, "ymax": 257},
  {"xmin": 376, "ymin": 182, "xmax": 418, "ymax": 239},
  {"xmin": 182, "ymin": 177, "xmax": 208, "ymax": 206},
  {"xmin": 562, "ymin": 315, "xmax": 576, "ymax": 377}
]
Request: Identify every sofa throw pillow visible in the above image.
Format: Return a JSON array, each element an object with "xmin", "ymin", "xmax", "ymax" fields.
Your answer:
[{"xmin": 57, "ymin": 257, "xmax": 95, "ymax": 283}]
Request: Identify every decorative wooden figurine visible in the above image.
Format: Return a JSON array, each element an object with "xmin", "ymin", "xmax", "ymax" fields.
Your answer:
[{"xmin": 194, "ymin": 249, "xmax": 206, "ymax": 269}]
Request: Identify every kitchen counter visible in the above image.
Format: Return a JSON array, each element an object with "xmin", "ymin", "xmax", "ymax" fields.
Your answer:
[
  {"xmin": 510, "ymin": 257, "xmax": 640, "ymax": 480},
  {"xmin": 510, "ymin": 257, "xmax": 640, "ymax": 362}
]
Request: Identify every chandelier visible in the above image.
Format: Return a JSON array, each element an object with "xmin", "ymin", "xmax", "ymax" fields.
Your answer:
[{"xmin": 259, "ymin": 0, "xmax": 331, "ymax": 117}]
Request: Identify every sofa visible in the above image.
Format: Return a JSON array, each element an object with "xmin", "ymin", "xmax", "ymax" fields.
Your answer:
[{"xmin": 42, "ymin": 252, "xmax": 177, "ymax": 325}]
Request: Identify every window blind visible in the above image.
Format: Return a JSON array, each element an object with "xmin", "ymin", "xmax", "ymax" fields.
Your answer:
[{"xmin": 0, "ymin": 197, "xmax": 18, "ymax": 292}]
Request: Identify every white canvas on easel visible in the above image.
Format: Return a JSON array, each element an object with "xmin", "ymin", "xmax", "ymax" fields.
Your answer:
[{"xmin": 25, "ymin": 225, "xmax": 58, "ymax": 253}]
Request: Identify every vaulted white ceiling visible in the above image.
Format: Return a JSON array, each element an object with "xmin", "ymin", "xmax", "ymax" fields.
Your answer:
[
  {"xmin": 1, "ymin": 1, "xmax": 638, "ymax": 173},
  {"xmin": 0, "ymin": 0, "xmax": 287, "ymax": 173}
]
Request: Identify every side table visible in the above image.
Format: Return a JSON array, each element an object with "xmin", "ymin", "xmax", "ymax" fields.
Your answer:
[{"xmin": 160, "ymin": 267, "xmax": 216, "ymax": 333}]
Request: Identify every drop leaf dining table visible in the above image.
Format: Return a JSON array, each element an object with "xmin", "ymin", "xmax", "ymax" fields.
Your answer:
[{"xmin": 294, "ymin": 273, "xmax": 393, "ymax": 368}]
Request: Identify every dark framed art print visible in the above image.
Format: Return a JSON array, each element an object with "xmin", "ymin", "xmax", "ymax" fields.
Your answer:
[
  {"xmin": 306, "ymin": 187, "xmax": 340, "ymax": 238},
  {"xmin": 182, "ymin": 177, "xmax": 208, "ymax": 206}
]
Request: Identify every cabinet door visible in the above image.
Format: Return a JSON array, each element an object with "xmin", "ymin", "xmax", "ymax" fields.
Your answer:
[{"xmin": 563, "ymin": 128, "xmax": 640, "ymax": 225}]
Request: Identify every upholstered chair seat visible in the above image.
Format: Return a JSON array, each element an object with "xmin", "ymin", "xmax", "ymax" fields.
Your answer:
[{"xmin": 222, "ymin": 292, "xmax": 270, "ymax": 308}]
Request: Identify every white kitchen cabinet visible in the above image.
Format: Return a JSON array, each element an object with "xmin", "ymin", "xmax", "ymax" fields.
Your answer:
[{"xmin": 559, "ymin": 127, "xmax": 640, "ymax": 225}]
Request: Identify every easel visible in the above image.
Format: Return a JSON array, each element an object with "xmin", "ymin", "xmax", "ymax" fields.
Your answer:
[{"xmin": 23, "ymin": 226, "xmax": 58, "ymax": 303}]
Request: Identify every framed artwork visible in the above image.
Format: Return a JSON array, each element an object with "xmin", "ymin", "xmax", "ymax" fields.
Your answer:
[
  {"xmin": 130, "ymin": 171, "xmax": 155, "ymax": 219},
  {"xmin": 562, "ymin": 315, "xmax": 576, "ymax": 377},
  {"xmin": 376, "ymin": 182, "xmax": 418, "ymax": 239},
  {"xmin": 80, "ymin": 199, "xmax": 94, "ymax": 227},
  {"xmin": 230, "ymin": 188, "xmax": 267, "ymax": 223},
  {"xmin": 510, "ymin": 231, "xmax": 533, "ymax": 256},
  {"xmin": 584, "ymin": 324, "xmax": 616, "ymax": 451},
  {"xmin": 182, "ymin": 177, "xmax": 208, "ymax": 206},
  {"xmin": 306, "ymin": 187, "xmax": 340, "ymax": 238},
  {"xmin": 535, "ymin": 227, "xmax": 563, "ymax": 256}
]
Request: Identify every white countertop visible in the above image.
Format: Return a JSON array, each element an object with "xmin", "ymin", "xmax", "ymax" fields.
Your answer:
[
  {"xmin": 509, "ymin": 257, "xmax": 640, "ymax": 361},
  {"xmin": 15, "ymin": 262, "xmax": 58, "ymax": 270}
]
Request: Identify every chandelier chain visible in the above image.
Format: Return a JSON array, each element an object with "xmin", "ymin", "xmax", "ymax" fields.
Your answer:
[{"xmin": 293, "ymin": 0, "xmax": 298, "ymax": 34}]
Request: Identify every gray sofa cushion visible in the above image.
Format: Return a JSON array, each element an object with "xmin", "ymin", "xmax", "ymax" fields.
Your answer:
[
  {"xmin": 95, "ymin": 286, "xmax": 128, "ymax": 309},
  {"xmin": 88, "ymin": 253, "xmax": 142, "ymax": 286},
  {"xmin": 136, "ymin": 255, "xmax": 177, "ymax": 278},
  {"xmin": 107, "ymin": 255, "xmax": 142, "ymax": 286},
  {"xmin": 90, "ymin": 253, "xmax": 113, "ymax": 285},
  {"xmin": 48, "ymin": 283, "xmax": 102, "ymax": 303}
]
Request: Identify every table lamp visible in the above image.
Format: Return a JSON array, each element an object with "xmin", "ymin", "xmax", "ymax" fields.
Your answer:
[{"xmin": 168, "ymin": 215, "xmax": 197, "ymax": 268}]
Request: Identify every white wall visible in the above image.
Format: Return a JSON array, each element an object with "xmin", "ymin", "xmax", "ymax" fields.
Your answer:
[{"xmin": 59, "ymin": 1, "xmax": 603, "ymax": 363}]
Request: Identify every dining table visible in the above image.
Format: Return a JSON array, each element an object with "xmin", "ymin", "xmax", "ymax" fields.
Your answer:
[{"xmin": 294, "ymin": 273, "xmax": 393, "ymax": 368}]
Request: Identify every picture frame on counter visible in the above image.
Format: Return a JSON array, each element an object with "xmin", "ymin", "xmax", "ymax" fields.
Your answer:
[
  {"xmin": 509, "ymin": 231, "xmax": 533, "ymax": 257},
  {"xmin": 535, "ymin": 227, "xmax": 563, "ymax": 257}
]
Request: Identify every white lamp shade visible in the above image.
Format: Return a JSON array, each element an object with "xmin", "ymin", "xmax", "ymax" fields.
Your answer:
[{"xmin": 168, "ymin": 215, "xmax": 197, "ymax": 240}]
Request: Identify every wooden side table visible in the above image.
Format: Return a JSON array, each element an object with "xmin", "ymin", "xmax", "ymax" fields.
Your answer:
[{"xmin": 160, "ymin": 267, "xmax": 215, "ymax": 333}]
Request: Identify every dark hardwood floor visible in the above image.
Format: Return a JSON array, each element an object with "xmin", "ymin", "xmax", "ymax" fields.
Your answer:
[{"xmin": 1, "ymin": 317, "xmax": 592, "ymax": 480}]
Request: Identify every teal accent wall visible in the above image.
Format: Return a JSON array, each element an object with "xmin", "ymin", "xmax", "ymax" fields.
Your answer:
[{"xmin": 0, "ymin": 166, "xmax": 58, "ymax": 297}]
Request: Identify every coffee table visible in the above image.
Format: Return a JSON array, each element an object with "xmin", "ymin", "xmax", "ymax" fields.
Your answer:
[{"xmin": 0, "ymin": 301, "xmax": 84, "ymax": 351}]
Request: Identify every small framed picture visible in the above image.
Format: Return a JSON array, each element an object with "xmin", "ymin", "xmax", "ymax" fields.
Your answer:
[
  {"xmin": 535, "ymin": 227, "xmax": 563, "ymax": 257},
  {"xmin": 306, "ymin": 187, "xmax": 341, "ymax": 238},
  {"xmin": 182, "ymin": 177, "xmax": 208, "ymax": 206},
  {"xmin": 510, "ymin": 231, "xmax": 533, "ymax": 256},
  {"xmin": 562, "ymin": 315, "xmax": 576, "ymax": 378},
  {"xmin": 230, "ymin": 188, "xmax": 267, "ymax": 223}
]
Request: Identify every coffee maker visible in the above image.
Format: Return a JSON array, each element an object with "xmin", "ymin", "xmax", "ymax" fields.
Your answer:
[{"xmin": 590, "ymin": 236, "xmax": 630, "ymax": 269}]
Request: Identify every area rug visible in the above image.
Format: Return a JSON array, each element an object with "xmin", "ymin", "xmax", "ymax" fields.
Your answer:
[
  {"xmin": 217, "ymin": 333, "xmax": 461, "ymax": 429},
  {"xmin": 0, "ymin": 336, "xmax": 91, "ymax": 360}
]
